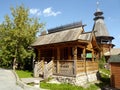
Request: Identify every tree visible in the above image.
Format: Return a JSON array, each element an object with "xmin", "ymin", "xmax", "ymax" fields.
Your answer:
[{"xmin": 0, "ymin": 5, "xmax": 44, "ymax": 69}]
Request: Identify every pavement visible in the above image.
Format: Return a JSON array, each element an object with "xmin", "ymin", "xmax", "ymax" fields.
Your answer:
[
  {"xmin": 0, "ymin": 68, "xmax": 23, "ymax": 90},
  {"xmin": 21, "ymin": 78, "xmax": 43, "ymax": 84}
]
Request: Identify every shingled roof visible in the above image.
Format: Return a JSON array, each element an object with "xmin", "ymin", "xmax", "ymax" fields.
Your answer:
[
  {"xmin": 93, "ymin": 9, "xmax": 109, "ymax": 37},
  {"xmin": 32, "ymin": 24, "xmax": 92, "ymax": 46},
  {"xmin": 93, "ymin": 19, "xmax": 109, "ymax": 37}
]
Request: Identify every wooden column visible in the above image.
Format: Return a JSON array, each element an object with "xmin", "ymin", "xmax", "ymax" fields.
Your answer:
[
  {"xmin": 83, "ymin": 46, "xmax": 86, "ymax": 73},
  {"xmin": 38, "ymin": 49, "xmax": 40, "ymax": 61},
  {"xmin": 57, "ymin": 47, "xmax": 60, "ymax": 73},
  {"xmin": 83, "ymin": 47, "xmax": 86, "ymax": 62},
  {"xmin": 73, "ymin": 46, "xmax": 77, "ymax": 75}
]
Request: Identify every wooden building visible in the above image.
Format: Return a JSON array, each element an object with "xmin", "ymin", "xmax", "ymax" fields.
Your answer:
[
  {"xmin": 32, "ymin": 22, "xmax": 100, "ymax": 85},
  {"xmin": 31, "ymin": 8, "xmax": 114, "ymax": 85},
  {"xmin": 109, "ymin": 55, "xmax": 120, "ymax": 89}
]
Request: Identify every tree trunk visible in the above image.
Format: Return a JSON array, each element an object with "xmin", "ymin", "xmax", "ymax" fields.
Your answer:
[{"xmin": 13, "ymin": 57, "xmax": 16, "ymax": 70}]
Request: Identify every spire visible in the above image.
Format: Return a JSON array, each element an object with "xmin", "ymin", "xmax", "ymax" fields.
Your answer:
[
  {"xmin": 94, "ymin": 1, "xmax": 104, "ymax": 21},
  {"xmin": 96, "ymin": 1, "xmax": 101, "ymax": 12}
]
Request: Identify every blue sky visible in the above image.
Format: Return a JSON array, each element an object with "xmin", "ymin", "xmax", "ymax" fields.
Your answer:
[{"xmin": 0, "ymin": 0, "xmax": 120, "ymax": 47}]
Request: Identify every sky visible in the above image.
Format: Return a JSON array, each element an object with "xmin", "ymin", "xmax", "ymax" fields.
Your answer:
[{"xmin": 0, "ymin": 0, "xmax": 120, "ymax": 48}]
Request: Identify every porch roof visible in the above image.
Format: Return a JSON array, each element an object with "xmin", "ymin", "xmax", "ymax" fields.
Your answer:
[{"xmin": 32, "ymin": 26, "xmax": 92, "ymax": 46}]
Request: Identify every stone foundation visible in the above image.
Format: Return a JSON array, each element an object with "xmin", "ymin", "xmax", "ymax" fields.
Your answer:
[{"xmin": 53, "ymin": 70, "xmax": 98, "ymax": 86}]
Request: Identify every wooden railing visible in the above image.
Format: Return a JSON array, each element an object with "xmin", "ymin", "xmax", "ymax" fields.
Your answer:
[
  {"xmin": 53, "ymin": 60, "xmax": 98, "ymax": 76},
  {"xmin": 34, "ymin": 60, "xmax": 44, "ymax": 77},
  {"xmin": 59, "ymin": 60, "xmax": 74, "ymax": 75},
  {"xmin": 34, "ymin": 59, "xmax": 98, "ymax": 77},
  {"xmin": 86, "ymin": 61, "xmax": 98, "ymax": 71},
  {"xmin": 46, "ymin": 60, "xmax": 53, "ymax": 77},
  {"xmin": 53, "ymin": 60, "xmax": 74, "ymax": 76},
  {"xmin": 53, "ymin": 60, "xmax": 57, "ymax": 74},
  {"xmin": 77, "ymin": 61, "xmax": 85, "ymax": 74}
]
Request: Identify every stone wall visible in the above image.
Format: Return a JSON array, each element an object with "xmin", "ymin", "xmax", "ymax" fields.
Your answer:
[{"xmin": 53, "ymin": 70, "xmax": 98, "ymax": 86}]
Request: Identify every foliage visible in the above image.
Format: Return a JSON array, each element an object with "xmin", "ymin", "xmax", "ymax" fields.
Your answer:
[
  {"xmin": 0, "ymin": 5, "xmax": 44, "ymax": 69},
  {"xmin": 99, "ymin": 56, "xmax": 106, "ymax": 69},
  {"xmin": 16, "ymin": 70, "xmax": 33, "ymax": 78},
  {"xmin": 40, "ymin": 82, "xmax": 99, "ymax": 90},
  {"xmin": 100, "ymin": 69, "xmax": 110, "ymax": 75}
]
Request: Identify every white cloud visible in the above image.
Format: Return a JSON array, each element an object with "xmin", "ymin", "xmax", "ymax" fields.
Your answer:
[
  {"xmin": 29, "ymin": 7, "xmax": 61, "ymax": 17},
  {"xmin": 43, "ymin": 7, "xmax": 61, "ymax": 17},
  {"xmin": 29, "ymin": 8, "xmax": 41, "ymax": 16}
]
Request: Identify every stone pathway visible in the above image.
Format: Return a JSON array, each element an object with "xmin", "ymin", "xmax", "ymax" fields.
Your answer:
[{"xmin": 0, "ymin": 68, "xmax": 23, "ymax": 90}]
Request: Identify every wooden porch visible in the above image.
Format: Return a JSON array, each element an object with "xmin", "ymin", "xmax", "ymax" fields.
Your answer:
[{"xmin": 34, "ymin": 43, "xmax": 99, "ymax": 77}]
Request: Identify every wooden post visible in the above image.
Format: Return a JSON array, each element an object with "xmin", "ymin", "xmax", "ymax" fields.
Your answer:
[
  {"xmin": 73, "ymin": 46, "xmax": 77, "ymax": 75},
  {"xmin": 83, "ymin": 46, "xmax": 86, "ymax": 72},
  {"xmin": 57, "ymin": 47, "xmax": 60, "ymax": 73},
  {"xmin": 44, "ymin": 61, "xmax": 48, "ymax": 79},
  {"xmin": 83, "ymin": 47, "xmax": 86, "ymax": 62},
  {"xmin": 38, "ymin": 49, "xmax": 40, "ymax": 61}
]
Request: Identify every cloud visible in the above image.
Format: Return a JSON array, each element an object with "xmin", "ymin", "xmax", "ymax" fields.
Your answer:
[
  {"xmin": 29, "ymin": 8, "xmax": 41, "ymax": 16},
  {"xmin": 29, "ymin": 7, "xmax": 61, "ymax": 17},
  {"xmin": 43, "ymin": 7, "xmax": 61, "ymax": 17}
]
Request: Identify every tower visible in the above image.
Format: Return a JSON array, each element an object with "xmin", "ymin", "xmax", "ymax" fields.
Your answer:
[{"xmin": 92, "ymin": 2, "xmax": 114, "ymax": 57}]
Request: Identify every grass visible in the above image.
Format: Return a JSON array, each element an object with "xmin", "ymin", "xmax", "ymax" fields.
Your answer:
[
  {"xmin": 16, "ymin": 70, "xmax": 33, "ymax": 78},
  {"xmin": 40, "ymin": 82, "xmax": 99, "ymax": 90},
  {"xmin": 15, "ymin": 69, "xmax": 110, "ymax": 90},
  {"xmin": 40, "ymin": 68, "xmax": 110, "ymax": 90}
]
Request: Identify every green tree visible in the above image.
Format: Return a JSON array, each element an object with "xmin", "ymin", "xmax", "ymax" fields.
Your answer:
[{"xmin": 0, "ymin": 5, "xmax": 44, "ymax": 69}]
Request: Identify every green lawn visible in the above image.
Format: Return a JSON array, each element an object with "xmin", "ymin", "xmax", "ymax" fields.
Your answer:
[
  {"xmin": 40, "ymin": 82, "xmax": 99, "ymax": 90},
  {"xmin": 16, "ymin": 70, "xmax": 33, "ymax": 78}
]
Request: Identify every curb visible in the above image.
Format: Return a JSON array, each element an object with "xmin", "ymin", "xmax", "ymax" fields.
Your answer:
[{"xmin": 12, "ymin": 70, "xmax": 41, "ymax": 90}]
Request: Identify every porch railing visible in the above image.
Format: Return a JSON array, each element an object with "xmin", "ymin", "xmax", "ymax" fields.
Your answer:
[
  {"xmin": 53, "ymin": 60, "xmax": 74, "ymax": 76},
  {"xmin": 86, "ymin": 61, "xmax": 98, "ymax": 71},
  {"xmin": 53, "ymin": 60, "xmax": 98, "ymax": 76},
  {"xmin": 34, "ymin": 59, "xmax": 98, "ymax": 77},
  {"xmin": 77, "ymin": 61, "xmax": 85, "ymax": 74}
]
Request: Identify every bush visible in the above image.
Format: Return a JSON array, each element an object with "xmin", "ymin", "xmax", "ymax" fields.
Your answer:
[{"xmin": 99, "ymin": 56, "xmax": 106, "ymax": 69}]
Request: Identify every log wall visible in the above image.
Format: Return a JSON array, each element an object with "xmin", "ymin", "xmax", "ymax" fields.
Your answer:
[{"xmin": 110, "ymin": 63, "xmax": 120, "ymax": 89}]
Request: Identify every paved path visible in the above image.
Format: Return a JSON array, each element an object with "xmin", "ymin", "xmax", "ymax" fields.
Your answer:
[
  {"xmin": 0, "ymin": 68, "xmax": 23, "ymax": 90},
  {"xmin": 21, "ymin": 78, "xmax": 43, "ymax": 84}
]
